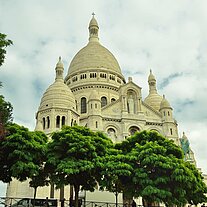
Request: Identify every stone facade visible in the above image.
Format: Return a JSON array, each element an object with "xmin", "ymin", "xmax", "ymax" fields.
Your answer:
[{"xmin": 6, "ymin": 16, "xmax": 198, "ymax": 203}]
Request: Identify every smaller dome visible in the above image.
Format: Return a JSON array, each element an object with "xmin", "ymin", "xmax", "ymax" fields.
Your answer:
[
  {"xmin": 39, "ymin": 81, "xmax": 76, "ymax": 111},
  {"xmin": 144, "ymin": 70, "xmax": 162, "ymax": 111},
  {"xmin": 160, "ymin": 95, "xmax": 171, "ymax": 109},
  {"xmin": 39, "ymin": 58, "xmax": 76, "ymax": 111},
  {"xmin": 144, "ymin": 93, "xmax": 163, "ymax": 111}
]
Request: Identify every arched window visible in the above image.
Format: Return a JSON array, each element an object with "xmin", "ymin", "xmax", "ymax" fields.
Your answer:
[
  {"xmin": 129, "ymin": 126, "xmax": 140, "ymax": 136},
  {"xmin": 111, "ymin": 98, "xmax": 116, "ymax": 102},
  {"xmin": 62, "ymin": 116, "xmax": 65, "ymax": 126},
  {"xmin": 47, "ymin": 116, "xmax": 50, "ymax": 129},
  {"xmin": 81, "ymin": 97, "xmax": 87, "ymax": 113},
  {"xmin": 56, "ymin": 116, "xmax": 60, "ymax": 128},
  {"xmin": 96, "ymin": 121, "xmax": 98, "ymax": 128},
  {"xmin": 43, "ymin": 117, "xmax": 46, "ymax": 130},
  {"xmin": 107, "ymin": 128, "xmax": 116, "ymax": 139},
  {"xmin": 101, "ymin": 96, "xmax": 107, "ymax": 107}
]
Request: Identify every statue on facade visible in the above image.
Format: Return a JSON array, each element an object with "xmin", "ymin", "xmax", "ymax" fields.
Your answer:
[
  {"xmin": 180, "ymin": 132, "xmax": 191, "ymax": 161},
  {"xmin": 127, "ymin": 95, "xmax": 135, "ymax": 114}
]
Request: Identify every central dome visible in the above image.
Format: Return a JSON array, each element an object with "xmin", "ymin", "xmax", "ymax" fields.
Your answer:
[
  {"xmin": 68, "ymin": 41, "xmax": 122, "ymax": 75},
  {"xmin": 66, "ymin": 16, "xmax": 124, "ymax": 80}
]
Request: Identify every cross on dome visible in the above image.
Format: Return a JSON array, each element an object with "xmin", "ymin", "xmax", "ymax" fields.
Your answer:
[{"xmin": 89, "ymin": 13, "xmax": 99, "ymax": 42}]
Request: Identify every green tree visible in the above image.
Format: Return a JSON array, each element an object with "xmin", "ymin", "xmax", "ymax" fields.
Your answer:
[
  {"xmin": 29, "ymin": 168, "xmax": 50, "ymax": 202},
  {"xmin": 46, "ymin": 125, "xmax": 113, "ymax": 207},
  {"xmin": 183, "ymin": 162, "xmax": 207, "ymax": 205},
  {"xmin": 0, "ymin": 95, "xmax": 13, "ymax": 124},
  {"xmin": 116, "ymin": 130, "xmax": 207, "ymax": 207},
  {"xmin": 0, "ymin": 33, "xmax": 13, "ymax": 87},
  {"xmin": 99, "ymin": 148, "xmax": 133, "ymax": 207},
  {"xmin": 0, "ymin": 33, "xmax": 12, "ymax": 67},
  {"xmin": 0, "ymin": 123, "xmax": 48, "ymax": 185}
]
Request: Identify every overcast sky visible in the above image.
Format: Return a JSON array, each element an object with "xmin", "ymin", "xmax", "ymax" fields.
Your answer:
[{"xmin": 0, "ymin": 0, "xmax": 207, "ymax": 196}]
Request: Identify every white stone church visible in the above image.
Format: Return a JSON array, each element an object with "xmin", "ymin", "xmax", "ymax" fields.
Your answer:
[{"xmin": 6, "ymin": 15, "xmax": 199, "ymax": 203}]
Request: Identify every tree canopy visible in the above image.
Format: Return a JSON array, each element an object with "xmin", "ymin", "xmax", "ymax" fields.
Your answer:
[
  {"xmin": 0, "ymin": 33, "xmax": 12, "ymax": 67},
  {"xmin": 115, "ymin": 130, "xmax": 207, "ymax": 207},
  {"xmin": 46, "ymin": 125, "xmax": 113, "ymax": 207},
  {"xmin": 99, "ymin": 148, "xmax": 133, "ymax": 207},
  {"xmin": 0, "ymin": 95, "xmax": 13, "ymax": 128},
  {"xmin": 0, "ymin": 123, "xmax": 48, "ymax": 183}
]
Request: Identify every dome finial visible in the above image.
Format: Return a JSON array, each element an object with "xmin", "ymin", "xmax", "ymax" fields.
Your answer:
[
  {"xmin": 88, "ymin": 14, "xmax": 99, "ymax": 42},
  {"xmin": 55, "ymin": 56, "xmax": 64, "ymax": 81},
  {"xmin": 148, "ymin": 69, "xmax": 157, "ymax": 93}
]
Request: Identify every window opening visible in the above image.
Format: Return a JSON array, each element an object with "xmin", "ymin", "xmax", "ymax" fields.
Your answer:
[
  {"xmin": 56, "ymin": 116, "xmax": 60, "ymax": 128},
  {"xmin": 43, "ymin": 117, "xmax": 46, "ymax": 130},
  {"xmin": 81, "ymin": 97, "xmax": 87, "ymax": 113},
  {"xmin": 101, "ymin": 96, "xmax": 107, "ymax": 107},
  {"xmin": 47, "ymin": 116, "xmax": 50, "ymax": 129},
  {"xmin": 62, "ymin": 116, "xmax": 65, "ymax": 126}
]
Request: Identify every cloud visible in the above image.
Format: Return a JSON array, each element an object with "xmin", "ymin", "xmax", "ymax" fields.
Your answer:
[
  {"xmin": 1, "ymin": 0, "xmax": 207, "ymax": 195},
  {"xmin": 159, "ymin": 73, "xmax": 183, "ymax": 89}
]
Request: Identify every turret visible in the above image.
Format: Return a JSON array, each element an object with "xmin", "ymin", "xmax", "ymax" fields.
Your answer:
[
  {"xmin": 87, "ymin": 89, "xmax": 102, "ymax": 131},
  {"xmin": 144, "ymin": 70, "xmax": 162, "ymax": 111},
  {"xmin": 35, "ymin": 57, "xmax": 79, "ymax": 134},
  {"xmin": 160, "ymin": 95, "xmax": 179, "ymax": 144},
  {"xmin": 88, "ymin": 13, "xmax": 99, "ymax": 42},
  {"xmin": 160, "ymin": 95, "xmax": 173, "ymax": 121},
  {"xmin": 88, "ymin": 89, "xmax": 101, "ymax": 115}
]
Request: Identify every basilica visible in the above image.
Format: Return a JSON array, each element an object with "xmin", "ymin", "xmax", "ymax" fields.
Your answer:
[{"xmin": 6, "ymin": 15, "xmax": 198, "ymax": 203}]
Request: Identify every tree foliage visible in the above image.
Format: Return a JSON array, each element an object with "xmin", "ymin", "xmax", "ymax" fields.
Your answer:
[
  {"xmin": 115, "ymin": 130, "xmax": 207, "ymax": 206},
  {"xmin": 99, "ymin": 149, "xmax": 133, "ymax": 192},
  {"xmin": 0, "ymin": 95, "xmax": 13, "ymax": 127},
  {"xmin": 46, "ymin": 125, "xmax": 113, "ymax": 207},
  {"xmin": 0, "ymin": 123, "xmax": 48, "ymax": 183},
  {"xmin": 0, "ymin": 33, "xmax": 12, "ymax": 67}
]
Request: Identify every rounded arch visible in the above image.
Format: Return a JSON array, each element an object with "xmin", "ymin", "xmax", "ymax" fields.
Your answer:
[
  {"xmin": 105, "ymin": 125, "xmax": 119, "ymax": 142},
  {"xmin": 127, "ymin": 89, "xmax": 137, "ymax": 97},
  {"xmin": 128, "ymin": 126, "xmax": 140, "ymax": 136},
  {"xmin": 104, "ymin": 123, "xmax": 121, "ymax": 134},
  {"xmin": 123, "ymin": 87, "xmax": 140, "ymax": 98},
  {"xmin": 147, "ymin": 127, "xmax": 163, "ymax": 135},
  {"xmin": 81, "ymin": 97, "xmax": 87, "ymax": 113}
]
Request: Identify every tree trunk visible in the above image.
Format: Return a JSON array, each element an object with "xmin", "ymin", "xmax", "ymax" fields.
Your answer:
[
  {"xmin": 50, "ymin": 183, "xmax": 55, "ymax": 198},
  {"xmin": 115, "ymin": 191, "xmax": 118, "ymax": 207},
  {"xmin": 33, "ymin": 187, "xmax": 37, "ymax": 207},
  {"xmin": 74, "ymin": 185, "xmax": 80, "ymax": 207}
]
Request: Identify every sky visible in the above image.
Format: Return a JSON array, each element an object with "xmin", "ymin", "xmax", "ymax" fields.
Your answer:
[{"xmin": 0, "ymin": 0, "xmax": 207, "ymax": 196}]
